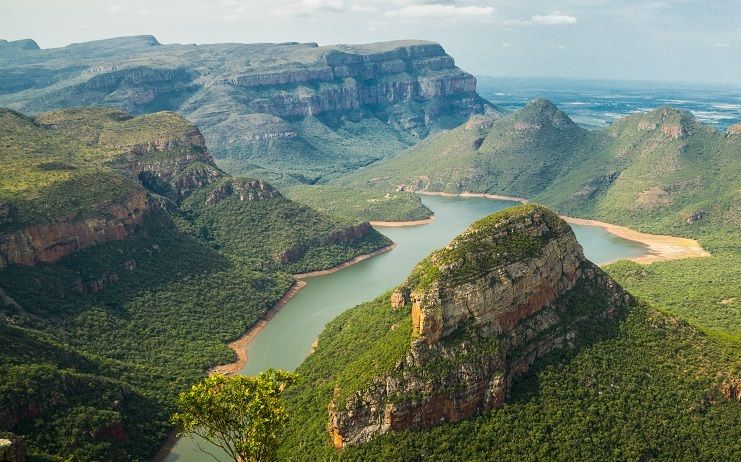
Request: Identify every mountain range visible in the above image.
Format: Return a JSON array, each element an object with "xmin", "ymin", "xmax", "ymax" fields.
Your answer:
[{"xmin": 0, "ymin": 36, "xmax": 497, "ymax": 185}]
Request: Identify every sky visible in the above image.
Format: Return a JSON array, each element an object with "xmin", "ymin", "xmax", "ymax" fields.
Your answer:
[{"xmin": 2, "ymin": 0, "xmax": 740, "ymax": 84}]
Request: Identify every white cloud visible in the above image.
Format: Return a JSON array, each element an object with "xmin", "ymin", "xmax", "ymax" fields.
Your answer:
[
  {"xmin": 223, "ymin": 13, "xmax": 243, "ymax": 21},
  {"xmin": 501, "ymin": 42, "xmax": 511, "ymax": 48},
  {"xmin": 106, "ymin": 5, "xmax": 124, "ymax": 14},
  {"xmin": 532, "ymin": 12, "xmax": 578, "ymax": 25},
  {"xmin": 711, "ymin": 41, "xmax": 731, "ymax": 48},
  {"xmin": 350, "ymin": 5, "xmax": 379, "ymax": 13},
  {"xmin": 272, "ymin": 0, "xmax": 345, "ymax": 17},
  {"xmin": 504, "ymin": 11, "xmax": 577, "ymax": 26},
  {"xmin": 137, "ymin": 9, "xmax": 151, "ymax": 16},
  {"xmin": 386, "ymin": 4, "xmax": 494, "ymax": 18}
]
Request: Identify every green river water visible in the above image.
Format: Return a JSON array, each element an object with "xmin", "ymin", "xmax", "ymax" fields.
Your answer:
[{"xmin": 164, "ymin": 195, "xmax": 647, "ymax": 461}]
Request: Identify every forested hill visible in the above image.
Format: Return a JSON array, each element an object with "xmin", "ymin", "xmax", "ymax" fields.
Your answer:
[
  {"xmin": 344, "ymin": 98, "xmax": 739, "ymax": 238},
  {"xmin": 0, "ymin": 106, "xmax": 389, "ymax": 460},
  {"xmin": 0, "ymin": 35, "xmax": 498, "ymax": 185}
]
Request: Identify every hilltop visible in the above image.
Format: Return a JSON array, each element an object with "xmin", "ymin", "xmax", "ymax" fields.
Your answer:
[{"xmin": 0, "ymin": 36, "xmax": 498, "ymax": 185}]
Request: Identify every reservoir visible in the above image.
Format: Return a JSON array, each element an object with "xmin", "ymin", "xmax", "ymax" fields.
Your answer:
[{"xmin": 165, "ymin": 195, "xmax": 647, "ymax": 461}]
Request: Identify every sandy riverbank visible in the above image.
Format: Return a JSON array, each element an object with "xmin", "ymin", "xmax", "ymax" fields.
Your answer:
[
  {"xmin": 562, "ymin": 216, "xmax": 710, "ymax": 264},
  {"xmin": 416, "ymin": 190, "xmax": 708, "ymax": 264},
  {"xmin": 293, "ymin": 243, "xmax": 397, "ymax": 279},
  {"xmin": 416, "ymin": 190, "xmax": 529, "ymax": 203},
  {"xmin": 209, "ymin": 280, "xmax": 308, "ymax": 376},
  {"xmin": 370, "ymin": 216, "xmax": 435, "ymax": 227},
  {"xmin": 209, "ymin": 244, "xmax": 396, "ymax": 374}
]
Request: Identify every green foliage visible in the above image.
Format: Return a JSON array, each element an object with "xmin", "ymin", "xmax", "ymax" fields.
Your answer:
[
  {"xmin": 403, "ymin": 205, "xmax": 565, "ymax": 291},
  {"xmin": 607, "ymin": 253, "xmax": 741, "ymax": 344},
  {"xmin": 281, "ymin": 300, "xmax": 741, "ymax": 461},
  {"xmin": 177, "ymin": 180, "xmax": 392, "ymax": 274},
  {"xmin": 173, "ymin": 370, "xmax": 297, "ymax": 462},
  {"xmin": 343, "ymin": 100, "xmax": 741, "ymax": 343},
  {"xmin": 0, "ymin": 106, "xmax": 391, "ymax": 459},
  {"xmin": 285, "ymin": 184, "xmax": 433, "ymax": 222}
]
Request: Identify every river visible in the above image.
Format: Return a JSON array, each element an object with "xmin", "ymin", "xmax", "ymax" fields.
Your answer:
[{"xmin": 164, "ymin": 195, "xmax": 647, "ymax": 461}]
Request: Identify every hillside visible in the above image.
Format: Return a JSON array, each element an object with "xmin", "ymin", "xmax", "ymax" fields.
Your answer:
[
  {"xmin": 0, "ymin": 36, "xmax": 498, "ymax": 185},
  {"xmin": 280, "ymin": 205, "xmax": 741, "ymax": 461},
  {"xmin": 344, "ymin": 99, "xmax": 739, "ymax": 237},
  {"xmin": 0, "ymin": 107, "xmax": 390, "ymax": 460},
  {"xmin": 341, "ymin": 100, "xmax": 741, "ymax": 341}
]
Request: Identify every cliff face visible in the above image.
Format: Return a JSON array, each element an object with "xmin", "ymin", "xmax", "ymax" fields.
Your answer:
[
  {"xmin": 0, "ymin": 190, "xmax": 158, "ymax": 268},
  {"xmin": 0, "ymin": 36, "xmax": 498, "ymax": 183},
  {"xmin": 327, "ymin": 205, "xmax": 631, "ymax": 446}
]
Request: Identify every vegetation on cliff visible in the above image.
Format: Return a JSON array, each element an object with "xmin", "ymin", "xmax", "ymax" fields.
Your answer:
[{"xmin": 0, "ymin": 107, "xmax": 390, "ymax": 459}]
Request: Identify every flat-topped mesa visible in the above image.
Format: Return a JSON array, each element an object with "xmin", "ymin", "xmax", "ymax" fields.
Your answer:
[{"xmin": 328, "ymin": 205, "xmax": 631, "ymax": 447}]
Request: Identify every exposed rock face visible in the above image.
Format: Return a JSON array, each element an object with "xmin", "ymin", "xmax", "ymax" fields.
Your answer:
[
  {"xmin": 205, "ymin": 179, "xmax": 281, "ymax": 206},
  {"xmin": 721, "ymin": 378, "xmax": 741, "ymax": 402},
  {"xmin": 327, "ymin": 205, "xmax": 631, "ymax": 447},
  {"xmin": 0, "ymin": 36, "xmax": 498, "ymax": 179},
  {"xmin": 274, "ymin": 222, "xmax": 375, "ymax": 266},
  {"xmin": 0, "ymin": 190, "xmax": 157, "ymax": 267},
  {"xmin": 728, "ymin": 123, "xmax": 741, "ymax": 136}
]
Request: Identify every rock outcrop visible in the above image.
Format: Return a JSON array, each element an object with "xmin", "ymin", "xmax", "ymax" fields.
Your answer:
[
  {"xmin": 0, "ymin": 190, "xmax": 158, "ymax": 268},
  {"xmin": 728, "ymin": 123, "xmax": 741, "ymax": 136},
  {"xmin": 327, "ymin": 205, "xmax": 631, "ymax": 447},
  {"xmin": 0, "ymin": 36, "xmax": 498, "ymax": 180},
  {"xmin": 0, "ymin": 435, "xmax": 25, "ymax": 462},
  {"xmin": 205, "ymin": 179, "xmax": 281, "ymax": 206}
]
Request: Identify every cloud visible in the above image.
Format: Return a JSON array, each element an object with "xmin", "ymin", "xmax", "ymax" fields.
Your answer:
[
  {"xmin": 386, "ymin": 4, "xmax": 495, "ymax": 18},
  {"xmin": 710, "ymin": 41, "xmax": 731, "ymax": 49},
  {"xmin": 272, "ymin": 0, "xmax": 345, "ymax": 17},
  {"xmin": 106, "ymin": 5, "xmax": 124, "ymax": 14},
  {"xmin": 505, "ymin": 11, "xmax": 577, "ymax": 26},
  {"xmin": 531, "ymin": 12, "xmax": 578, "ymax": 25},
  {"xmin": 137, "ymin": 9, "xmax": 151, "ymax": 16}
]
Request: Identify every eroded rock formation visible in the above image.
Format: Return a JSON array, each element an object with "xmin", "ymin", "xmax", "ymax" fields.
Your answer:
[{"xmin": 327, "ymin": 205, "xmax": 631, "ymax": 446}]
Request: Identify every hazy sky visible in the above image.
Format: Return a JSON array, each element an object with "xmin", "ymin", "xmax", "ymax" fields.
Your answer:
[{"xmin": 3, "ymin": 0, "xmax": 740, "ymax": 84}]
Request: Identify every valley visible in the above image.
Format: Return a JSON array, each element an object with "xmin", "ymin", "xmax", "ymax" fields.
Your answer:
[{"xmin": 0, "ymin": 33, "xmax": 738, "ymax": 462}]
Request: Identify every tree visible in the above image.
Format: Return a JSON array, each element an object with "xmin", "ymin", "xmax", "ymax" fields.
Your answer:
[{"xmin": 172, "ymin": 369, "xmax": 298, "ymax": 462}]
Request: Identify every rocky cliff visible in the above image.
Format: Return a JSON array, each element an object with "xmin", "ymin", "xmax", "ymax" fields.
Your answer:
[
  {"xmin": 0, "ymin": 190, "xmax": 157, "ymax": 268},
  {"xmin": 327, "ymin": 205, "xmax": 631, "ymax": 446},
  {"xmin": 0, "ymin": 36, "xmax": 498, "ymax": 183}
]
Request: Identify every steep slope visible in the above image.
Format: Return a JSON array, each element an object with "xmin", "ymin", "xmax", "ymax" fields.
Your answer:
[
  {"xmin": 0, "ymin": 107, "xmax": 389, "ymax": 460},
  {"xmin": 0, "ymin": 36, "xmax": 498, "ymax": 184},
  {"xmin": 280, "ymin": 205, "xmax": 741, "ymax": 461}
]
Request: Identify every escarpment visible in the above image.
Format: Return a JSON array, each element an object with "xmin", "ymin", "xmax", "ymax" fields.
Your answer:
[
  {"xmin": 327, "ymin": 205, "xmax": 631, "ymax": 447},
  {"xmin": 0, "ymin": 36, "xmax": 499, "ymax": 181}
]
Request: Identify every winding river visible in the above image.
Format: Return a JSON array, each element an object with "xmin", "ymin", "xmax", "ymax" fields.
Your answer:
[{"xmin": 164, "ymin": 195, "xmax": 648, "ymax": 461}]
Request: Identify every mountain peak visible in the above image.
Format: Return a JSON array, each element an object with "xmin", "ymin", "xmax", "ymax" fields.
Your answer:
[
  {"xmin": 627, "ymin": 106, "xmax": 697, "ymax": 139},
  {"xmin": 512, "ymin": 98, "xmax": 576, "ymax": 130},
  {"xmin": 0, "ymin": 38, "xmax": 40, "ymax": 50}
]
